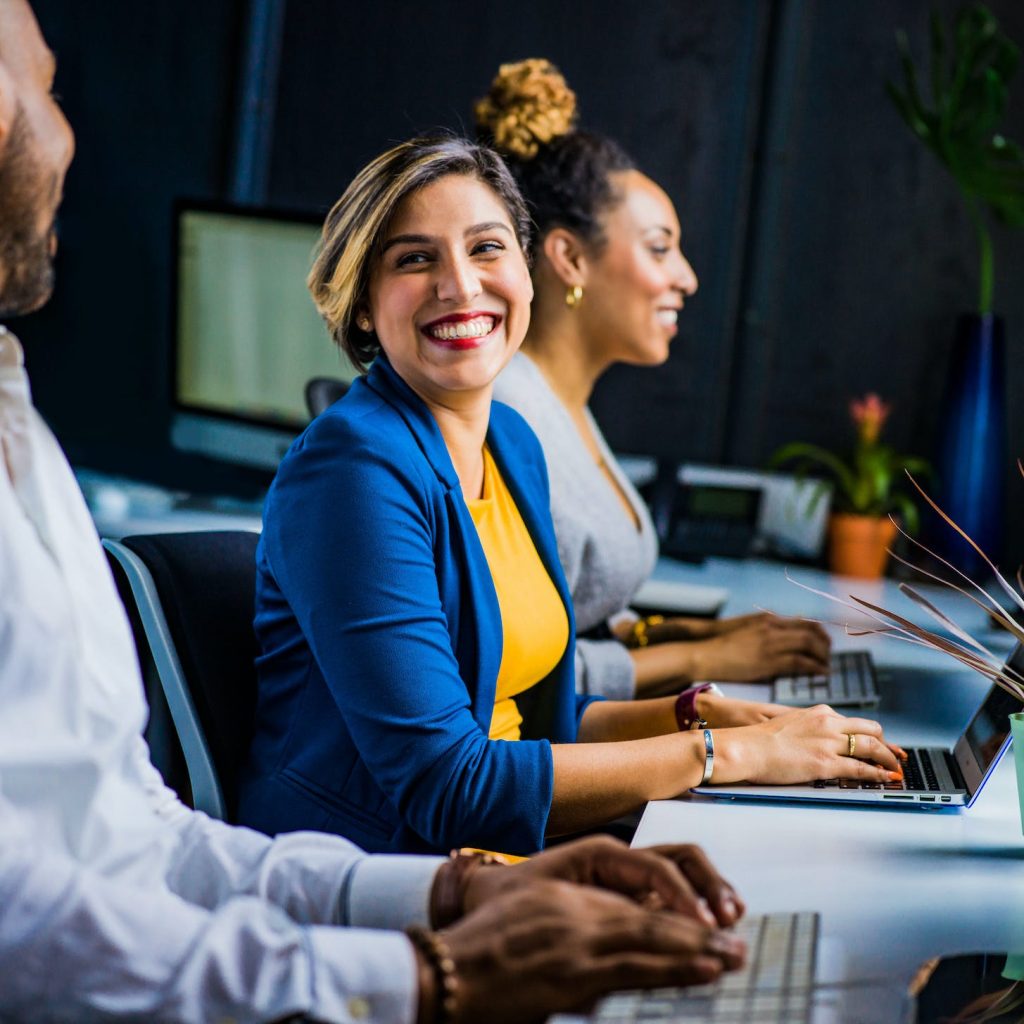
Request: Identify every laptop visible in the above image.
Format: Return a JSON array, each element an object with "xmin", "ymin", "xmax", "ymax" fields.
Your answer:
[
  {"xmin": 553, "ymin": 911, "xmax": 827, "ymax": 1024},
  {"xmin": 771, "ymin": 649, "xmax": 880, "ymax": 708},
  {"xmin": 695, "ymin": 642, "xmax": 1024, "ymax": 809}
]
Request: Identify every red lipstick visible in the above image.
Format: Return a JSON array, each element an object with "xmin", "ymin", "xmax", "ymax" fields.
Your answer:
[{"xmin": 420, "ymin": 311, "xmax": 503, "ymax": 350}]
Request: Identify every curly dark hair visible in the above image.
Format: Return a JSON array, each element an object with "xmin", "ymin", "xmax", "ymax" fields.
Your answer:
[
  {"xmin": 499, "ymin": 130, "xmax": 635, "ymax": 249},
  {"xmin": 475, "ymin": 59, "xmax": 636, "ymax": 249}
]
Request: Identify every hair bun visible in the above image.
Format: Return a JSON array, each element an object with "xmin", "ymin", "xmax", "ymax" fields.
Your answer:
[{"xmin": 475, "ymin": 59, "xmax": 577, "ymax": 160}]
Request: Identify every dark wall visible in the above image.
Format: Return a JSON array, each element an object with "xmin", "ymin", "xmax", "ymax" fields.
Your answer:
[
  {"xmin": 17, "ymin": 0, "xmax": 1024, "ymax": 558},
  {"xmin": 721, "ymin": 0, "xmax": 1024, "ymax": 468},
  {"xmin": 268, "ymin": 0, "xmax": 773, "ymax": 462},
  {"xmin": 20, "ymin": 0, "xmax": 258, "ymax": 494}
]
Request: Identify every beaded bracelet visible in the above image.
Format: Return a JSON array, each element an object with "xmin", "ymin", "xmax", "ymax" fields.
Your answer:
[{"xmin": 406, "ymin": 926, "xmax": 459, "ymax": 1024}]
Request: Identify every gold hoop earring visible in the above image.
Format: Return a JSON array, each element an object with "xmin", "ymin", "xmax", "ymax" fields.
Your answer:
[
  {"xmin": 565, "ymin": 285, "xmax": 584, "ymax": 310},
  {"xmin": 357, "ymin": 316, "xmax": 372, "ymax": 332}
]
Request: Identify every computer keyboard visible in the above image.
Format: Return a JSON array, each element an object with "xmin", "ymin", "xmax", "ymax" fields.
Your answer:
[
  {"xmin": 899, "ymin": 749, "xmax": 939, "ymax": 791},
  {"xmin": 772, "ymin": 650, "xmax": 879, "ymax": 708},
  {"xmin": 590, "ymin": 911, "xmax": 819, "ymax": 1023},
  {"xmin": 812, "ymin": 748, "xmax": 945, "ymax": 794}
]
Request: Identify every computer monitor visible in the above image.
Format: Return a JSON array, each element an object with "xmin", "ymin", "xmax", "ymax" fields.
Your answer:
[{"xmin": 171, "ymin": 201, "xmax": 359, "ymax": 471}]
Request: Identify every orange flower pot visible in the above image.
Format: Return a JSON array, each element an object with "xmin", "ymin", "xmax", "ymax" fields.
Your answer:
[{"xmin": 827, "ymin": 514, "xmax": 898, "ymax": 579}]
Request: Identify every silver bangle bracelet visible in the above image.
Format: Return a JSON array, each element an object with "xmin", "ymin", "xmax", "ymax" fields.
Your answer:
[{"xmin": 700, "ymin": 729, "xmax": 714, "ymax": 784}]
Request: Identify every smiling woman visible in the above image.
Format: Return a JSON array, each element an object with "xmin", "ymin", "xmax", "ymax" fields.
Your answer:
[
  {"xmin": 238, "ymin": 134, "xmax": 904, "ymax": 858},
  {"xmin": 485, "ymin": 59, "xmax": 836, "ymax": 702},
  {"xmin": 364, "ymin": 176, "xmax": 532, "ymax": 418},
  {"xmin": 239, "ymin": 137, "xmax": 584, "ymax": 854}
]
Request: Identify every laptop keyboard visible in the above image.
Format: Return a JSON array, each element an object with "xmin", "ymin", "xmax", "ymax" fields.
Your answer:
[
  {"xmin": 590, "ymin": 912, "xmax": 818, "ymax": 1023},
  {"xmin": 811, "ymin": 748, "xmax": 943, "ymax": 793},
  {"xmin": 772, "ymin": 650, "xmax": 878, "ymax": 708}
]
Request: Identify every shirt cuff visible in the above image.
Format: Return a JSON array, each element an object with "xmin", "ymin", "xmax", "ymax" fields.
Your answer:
[
  {"xmin": 345, "ymin": 855, "xmax": 445, "ymax": 930},
  {"xmin": 575, "ymin": 638, "xmax": 638, "ymax": 701},
  {"xmin": 609, "ymin": 609, "xmax": 638, "ymax": 629},
  {"xmin": 307, "ymin": 927, "xmax": 419, "ymax": 1024}
]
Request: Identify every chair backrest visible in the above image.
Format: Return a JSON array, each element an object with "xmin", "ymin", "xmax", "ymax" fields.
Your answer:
[
  {"xmin": 104, "ymin": 530, "xmax": 260, "ymax": 820},
  {"xmin": 304, "ymin": 375, "xmax": 349, "ymax": 418}
]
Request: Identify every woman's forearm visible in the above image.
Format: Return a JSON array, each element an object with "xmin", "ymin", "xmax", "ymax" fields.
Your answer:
[
  {"xmin": 548, "ymin": 732, "xmax": 706, "ymax": 836},
  {"xmin": 576, "ymin": 696, "xmax": 678, "ymax": 742},
  {"xmin": 630, "ymin": 642, "xmax": 706, "ymax": 697},
  {"xmin": 550, "ymin": 704, "xmax": 903, "ymax": 837}
]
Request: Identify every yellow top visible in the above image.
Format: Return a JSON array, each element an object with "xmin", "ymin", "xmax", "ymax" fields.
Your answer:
[{"xmin": 467, "ymin": 447, "xmax": 569, "ymax": 741}]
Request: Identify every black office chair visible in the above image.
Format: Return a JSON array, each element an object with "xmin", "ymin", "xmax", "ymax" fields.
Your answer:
[
  {"xmin": 104, "ymin": 531, "xmax": 260, "ymax": 821},
  {"xmin": 304, "ymin": 376, "xmax": 349, "ymax": 418}
]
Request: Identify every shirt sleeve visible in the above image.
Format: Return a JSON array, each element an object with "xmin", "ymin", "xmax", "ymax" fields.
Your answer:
[
  {"xmin": 574, "ymin": 638, "xmax": 638, "ymax": 700},
  {"xmin": 0, "ymin": 794, "xmax": 421, "ymax": 1024},
  {"xmin": 262, "ymin": 420, "xmax": 556, "ymax": 854},
  {"xmin": 132, "ymin": 737, "xmax": 445, "ymax": 930}
]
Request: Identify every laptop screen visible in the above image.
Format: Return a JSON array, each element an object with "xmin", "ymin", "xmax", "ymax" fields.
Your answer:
[{"xmin": 963, "ymin": 643, "xmax": 1024, "ymax": 773}]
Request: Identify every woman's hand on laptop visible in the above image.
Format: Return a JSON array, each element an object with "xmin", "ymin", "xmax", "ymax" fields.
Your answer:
[
  {"xmin": 712, "ymin": 705, "xmax": 907, "ymax": 786},
  {"xmin": 462, "ymin": 835, "xmax": 745, "ymax": 928}
]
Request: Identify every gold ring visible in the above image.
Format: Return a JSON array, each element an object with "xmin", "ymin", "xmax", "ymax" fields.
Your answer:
[{"xmin": 847, "ymin": 734, "xmax": 857, "ymax": 758}]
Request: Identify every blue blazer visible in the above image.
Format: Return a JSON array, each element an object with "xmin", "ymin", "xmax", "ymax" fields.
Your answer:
[{"xmin": 238, "ymin": 356, "xmax": 598, "ymax": 855}]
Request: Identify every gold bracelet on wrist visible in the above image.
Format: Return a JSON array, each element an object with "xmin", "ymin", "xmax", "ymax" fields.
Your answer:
[{"xmin": 628, "ymin": 614, "xmax": 664, "ymax": 649}]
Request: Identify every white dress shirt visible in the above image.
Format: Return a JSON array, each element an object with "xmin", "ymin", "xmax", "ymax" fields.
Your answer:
[{"xmin": 0, "ymin": 326, "xmax": 442, "ymax": 1023}]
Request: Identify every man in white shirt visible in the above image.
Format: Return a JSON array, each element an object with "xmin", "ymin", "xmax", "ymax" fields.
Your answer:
[{"xmin": 0, "ymin": 2, "xmax": 746, "ymax": 1021}]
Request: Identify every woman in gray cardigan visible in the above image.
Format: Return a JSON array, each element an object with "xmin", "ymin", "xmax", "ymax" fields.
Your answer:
[{"xmin": 483, "ymin": 60, "xmax": 831, "ymax": 702}]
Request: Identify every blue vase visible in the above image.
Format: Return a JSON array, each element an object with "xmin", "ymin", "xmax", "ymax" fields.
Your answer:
[{"xmin": 933, "ymin": 313, "xmax": 1006, "ymax": 575}]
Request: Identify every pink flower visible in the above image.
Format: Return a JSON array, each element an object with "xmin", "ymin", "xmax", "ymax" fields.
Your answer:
[{"xmin": 849, "ymin": 393, "xmax": 891, "ymax": 445}]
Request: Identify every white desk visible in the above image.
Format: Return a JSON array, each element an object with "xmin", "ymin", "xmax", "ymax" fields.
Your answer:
[
  {"xmin": 75, "ymin": 469, "xmax": 263, "ymax": 538},
  {"xmin": 637, "ymin": 557, "xmax": 1024, "ymax": 1007}
]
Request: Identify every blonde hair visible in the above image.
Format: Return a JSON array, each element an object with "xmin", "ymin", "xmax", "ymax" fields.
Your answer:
[
  {"xmin": 308, "ymin": 135, "xmax": 532, "ymax": 372},
  {"xmin": 474, "ymin": 59, "xmax": 577, "ymax": 160}
]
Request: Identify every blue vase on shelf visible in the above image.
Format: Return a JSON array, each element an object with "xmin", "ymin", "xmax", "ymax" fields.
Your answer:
[{"xmin": 932, "ymin": 313, "xmax": 1006, "ymax": 576}]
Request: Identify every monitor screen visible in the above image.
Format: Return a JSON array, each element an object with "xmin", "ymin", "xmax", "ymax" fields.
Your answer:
[
  {"xmin": 172, "ymin": 204, "xmax": 359, "ymax": 469},
  {"xmin": 964, "ymin": 643, "xmax": 1024, "ymax": 772},
  {"xmin": 683, "ymin": 484, "xmax": 761, "ymax": 522}
]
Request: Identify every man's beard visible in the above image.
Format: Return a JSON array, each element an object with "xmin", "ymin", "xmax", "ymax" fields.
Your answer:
[{"xmin": 0, "ymin": 107, "xmax": 57, "ymax": 319}]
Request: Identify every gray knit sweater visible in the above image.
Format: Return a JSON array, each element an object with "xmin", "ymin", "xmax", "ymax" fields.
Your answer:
[{"xmin": 494, "ymin": 352, "xmax": 658, "ymax": 699}]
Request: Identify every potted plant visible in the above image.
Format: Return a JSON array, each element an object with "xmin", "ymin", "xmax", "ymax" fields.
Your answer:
[
  {"xmin": 886, "ymin": 3, "xmax": 1024, "ymax": 573},
  {"xmin": 771, "ymin": 394, "xmax": 930, "ymax": 578}
]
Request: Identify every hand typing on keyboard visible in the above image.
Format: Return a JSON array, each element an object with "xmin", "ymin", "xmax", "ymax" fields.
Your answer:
[
  {"xmin": 707, "ymin": 704, "xmax": 908, "ymax": 787},
  {"xmin": 617, "ymin": 613, "xmax": 833, "ymax": 698},
  {"xmin": 684, "ymin": 612, "xmax": 833, "ymax": 682},
  {"xmin": 463, "ymin": 835, "xmax": 746, "ymax": 929},
  {"xmin": 443, "ymin": 881, "xmax": 747, "ymax": 1023}
]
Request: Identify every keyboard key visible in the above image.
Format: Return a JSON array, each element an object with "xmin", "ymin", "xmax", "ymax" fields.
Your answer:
[
  {"xmin": 774, "ymin": 650, "xmax": 879, "ymax": 708},
  {"xmin": 591, "ymin": 912, "xmax": 818, "ymax": 1023}
]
